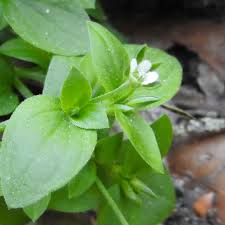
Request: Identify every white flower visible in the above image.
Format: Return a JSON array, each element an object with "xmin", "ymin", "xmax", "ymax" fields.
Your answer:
[{"xmin": 130, "ymin": 58, "xmax": 159, "ymax": 85}]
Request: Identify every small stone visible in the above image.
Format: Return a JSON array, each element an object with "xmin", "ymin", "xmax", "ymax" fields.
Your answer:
[{"xmin": 193, "ymin": 192, "xmax": 215, "ymax": 217}]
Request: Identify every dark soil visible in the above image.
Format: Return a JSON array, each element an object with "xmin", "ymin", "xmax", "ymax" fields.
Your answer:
[{"xmin": 164, "ymin": 177, "xmax": 221, "ymax": 225}]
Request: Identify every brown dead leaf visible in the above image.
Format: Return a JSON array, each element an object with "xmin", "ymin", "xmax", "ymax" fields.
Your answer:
[{"xmin": 193, "ymin": 192, "xmax": 215, "ymax": 217}]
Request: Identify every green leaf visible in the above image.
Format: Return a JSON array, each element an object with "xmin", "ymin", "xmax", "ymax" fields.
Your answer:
[
  {"xmin": 60, "ymin": 67, "xmax": 92, "ymax": 113},
  {"xmin": 15, "ymin": 67, "xmax": 46, "ymax": 83},
  {"xmin": 23, "ymin": 194, "xmax": 51, "ymax": 222},
  {"xmin": 86, "ymin": 0, "xmax": 106, "ymax": 22},
  {"xmin": 0, "ymin": 87, "xmax": 19, "ymax": 116},
  {"xmin": 125, "ymin": 45, "xmax": 182, "ymax": 108},
  {"xmin": 121, "ymin": 180, "xmax": 142, "ymax": 205},
  {"xmin": 0, "ymin": 56, "xmax": 14, "ymax": 86},
  {"xmin": 120, "ymin": 140, "xmax": 149, "ymax": 177},
  {"xmin": 0, "ymin": 95, "xmax": 97, "ymax": 208},
  {"xmin": 95, "ymin": 133, "xmax": 123, "ymax": 165},
  {"xmin": 43, "ymin": 56, "xmax": 82, "ymax": 97},
  {"xmin": 124, "ymin": 44, "xmax": 147, "ymax": 63},
  {"xmin": 98, "ymin": 168, "xmax": 175, "ymax": 225},
  {"xmin": 115, "ymin": 111, "xmax": 164, "ymax": 173},
  {"xmin": 151, "ymin": 115, "xmax": 173, "ymax": 157},
  {"xmin": 3, "ymin": 0, "xmax": 90, "ymax": 56},
  {"xmin": 126, "ymin": 96, "xmax": 160, "ymax": 108},
  {"xmin": 0, "ymin": 57, "xmax": 19, "ymax": 116},
  {"xmin": 68, "ymin": 161, "xmax": 96, "ymax": 199},
  {"xmin": 0, "ymin": 38, "xmax": 51, "ymax": 68},
  {"xmin": 80, "ymin": 53, "xmax": 98, "ymax": 88},
  {"xmin": 70, "ymin": 103, "xmax": 109, "ymax": 129},
  {"xmin": 0, "ymin": 2, "xmax": 7, "ymax": 31},
  {"xmin": 87, "ymin": 21, "xmax": 130, "ymax": 91},
  {"xmin": 79, "ymin": 0, "xmax": 96, "ymax": 8},
  {"xmin": 0, "ymin": 198, "xmax": 29, "ymax": 225},
  {"xmin": 49, "ymin": 184, "xmax": 101, "ymax": 213},
  {"xmin": 0, "ymin": 181, "xmax": 2, "ymax": 197}
]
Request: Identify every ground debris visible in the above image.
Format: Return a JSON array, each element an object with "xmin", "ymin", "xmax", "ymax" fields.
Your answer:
[{"xmin": 163, "ymin": 177, "xmax": 221, "ymax": 225}]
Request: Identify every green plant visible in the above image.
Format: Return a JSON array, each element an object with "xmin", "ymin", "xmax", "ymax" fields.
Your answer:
[{"xmin": 0, "ymin": 1, "xmax": 182, "ymax": 225}]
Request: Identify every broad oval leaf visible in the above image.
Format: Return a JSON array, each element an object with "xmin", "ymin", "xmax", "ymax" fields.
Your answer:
[
  {"xmin": 0, "ymin": 38, "xmax": 51, "ymax": 68},
  {"xmin": 3, "ymin": 0, "xmax": 90, "ymax": 56},
  {"xmin": 79, "ymin": 0, "xmax": 96, "ymax": 9},
  {"xmin": 0, "ymin": 95, "xmax": 97, "ymax": 208},
  {"xmin": 115, "ymin": 111, "xmax": 164, "ymax": 173},
  {"xmin": 60, "ymin": 67, "xmax": 92, "ymax": 113},
  {"xmin": 125, "ymin": 45, "xmax": 182, "ymax": 108},
  {"xmin": 87, "ymin": 21, "xmax": 130, "ymax": 91},
  {"xmin": 98, "ymin": 168, "xmax": 175, "ymax": 225},
  {"xmin": 23, "ymin": 194, "xmax": 51, "ymax": 222}
]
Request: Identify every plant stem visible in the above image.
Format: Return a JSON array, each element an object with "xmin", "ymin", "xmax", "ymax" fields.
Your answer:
[
  {"xmin": 96, "ymin": 177, "xmax": 129, "ymax": 225},
  {"xmin": 91, "ymin": 80, "xmax": 135, "ymax": 104},
  {"xmin": 15, "ymin": 67, "xmax": 45, "ymax": 83},
  {"xmin": 14, "ymin": 78, "xmax": 34, "ymax": 99}
]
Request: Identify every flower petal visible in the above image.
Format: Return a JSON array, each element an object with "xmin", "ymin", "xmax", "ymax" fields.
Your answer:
[
  {"xmin": 130, "ymin": 58, "xmax": 138, "ymax": 73},
  {"xmin": 138, "ymin": 60, "xmax": 152, "ymax": 76},
  {"xmin": 142, "ymin": 71, "xmax": 159, "ymax": 85}
]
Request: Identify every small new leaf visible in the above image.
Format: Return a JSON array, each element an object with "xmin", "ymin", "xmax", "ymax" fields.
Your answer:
[
  {"xmin": 60, "ymin": 67, "xmax": 92, "ymax": 114},
  {"xmin": 43, "ymin": 56, "xmax": 82, "ymax": 97},
  {"xmin": 23, "ymin": 194, "xmax": 51, "ymax": 222},
  {"xmin": 98, "ymin": 169, "xmax": 175, "ymax": 225},
  {"xmin": 70, "ymin": 103, "xmax": 109, "ymax": 129},
  {"xmin": 126, "ymin": 96, "xmax": 160, "ymax": 108}
]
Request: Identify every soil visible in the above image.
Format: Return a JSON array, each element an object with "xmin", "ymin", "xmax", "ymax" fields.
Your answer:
[{"xmin": 163, "ymin": 176, "xmax": 221, "ymax": 225}]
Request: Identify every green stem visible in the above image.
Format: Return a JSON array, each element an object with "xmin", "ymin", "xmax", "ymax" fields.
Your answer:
[
  {"xmin": 14, "ymin": 78, "xmax": 34, "ymax": 99},
  {"xmin": 96, "ymin": 177, "xmax": 129, "ymax": 225},
  {"xmin": 91, "ymin": 80, "xmax": 135, "ymax": 104},
  {"xmin": 15, "ymin": 67, "xmax": 45, "ymax": 83}
]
